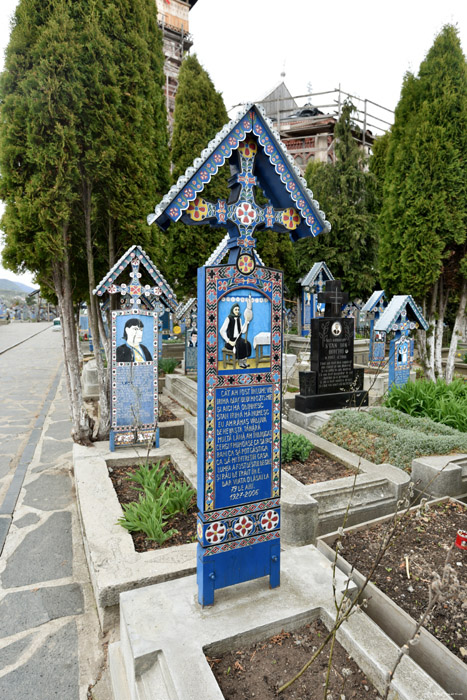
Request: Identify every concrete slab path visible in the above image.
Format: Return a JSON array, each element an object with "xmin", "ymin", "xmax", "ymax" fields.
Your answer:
[{"xmin": 0, "ymin": 323, "xmax": 111, "ymax": 699}]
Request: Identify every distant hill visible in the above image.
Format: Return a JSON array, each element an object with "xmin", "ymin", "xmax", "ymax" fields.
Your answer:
[{"xmin": 0, "ymin": 278, "xmax": 36, "ymax": 294}]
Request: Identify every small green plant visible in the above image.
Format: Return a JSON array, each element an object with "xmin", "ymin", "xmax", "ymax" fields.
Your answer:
[
  {"xmin": 286, "ymin": 385, "xmax": 300, "ymax": 393},
  {"xmin": 167, "ymin": 480, "xmax": 195, "ymax": 515},
  {"xmin": 118, "ymin": 492, "xmax": 178, "ymax": 544},
  {"xmin": 158, "ymin": 357, "xmax": 179, "ymax": 375},
  {"xmin": 281, "ymin": 433, "xmax": 314, "ymax": 463},
  {"xmin": 127, "ymin": 460, "xmax": 169, "ymax": 500},
  {"xmin": 118, "ymin": 460, "xmax": 196, "ymax": 544}
]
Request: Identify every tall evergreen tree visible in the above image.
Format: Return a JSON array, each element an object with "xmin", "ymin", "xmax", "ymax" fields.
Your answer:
[
  {"xmin": 301, "ymin": 102, "xmax": 377, "ymax": 300},
  {"xmin": 0, "ymin": 0, "xmax": 169, "ymax": 441},
  {"xmin": 377, "ymin": 25, "xmax": 467, "ymax": 381},
  {"xmin": 255, "ymin": 229, "xmax": 298, "ymax": 295},
  {"xmin": 162, "ymin": 54, "xmax": 229, "ymax": 296}
]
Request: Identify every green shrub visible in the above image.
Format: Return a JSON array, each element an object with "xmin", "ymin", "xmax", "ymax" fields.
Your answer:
[
  {"xmin": 158, "ymin": 357, "xmax": 179, "ymax": 375},
  {"xmin": 118, "ymin": 460, "xmax": 195, "ymax": 544},
  {"xmin": 318, "ymin": 407, "xmax": 467, "ymax": 471},
  {"xmin": 383, "ymin": 378, "xmax": 467, "ymax": 432},
  {"xmin": 281, "ymin": 433, "xmax": 314, "ymax": 463}
]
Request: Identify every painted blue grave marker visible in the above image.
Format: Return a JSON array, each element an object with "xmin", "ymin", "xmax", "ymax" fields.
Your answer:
[
  {"xmin": 374, "ymin": 295, "xmax": 429, "ymax": 390},
  {"xmin": 196, "ymin": 263, "xmax": 283, "ymax": 603},
  {"xmin": 149, "ymin": 103, "xmax": 330, "ymax": 605},
  {"xmin": 299, "ymin": 261, "xmax": 334, "ymax": 336},
  {"xmin": 111, "ymin": 309, "xmax": 158, "ymax": 448},
  {"xmin": 93, "ymin": 245, "xmax": 177, "ymax": 450},
  {"xmin": 362, "ymin": 290, "xmax": 388, "ymax": 367},
  {"xmin": 185, "ymin": 322, "xmax": 198, "ymax": 373}
]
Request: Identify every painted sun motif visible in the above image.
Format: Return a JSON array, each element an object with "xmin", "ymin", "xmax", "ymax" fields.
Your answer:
[
  {"xmin": 237, "ymin": 254, "xmax": 255, "ymax": 275},
  {"xmin": 281, "ymin": 208, "xmax": 300, "ymax": 230},
  {"xmin": 187, "ymin": 197, "xmax": 208, "ymax": 221},
  {"xmin": 238, "ymin": 139, "xmax": 258, "ymax": 158}
]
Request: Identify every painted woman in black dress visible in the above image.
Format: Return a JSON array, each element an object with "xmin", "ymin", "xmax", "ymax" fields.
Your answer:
[{"xmin": 219, "ymin": 299, "xmax": 253, "ymax": 369}]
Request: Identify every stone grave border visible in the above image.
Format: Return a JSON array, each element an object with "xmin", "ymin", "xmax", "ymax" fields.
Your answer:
[
  {"xmin": 158, "ymin": 392, "xmax": 192, "ymax": 441},
  {"xmin": 316, "ymin": 496, "xmax": 467, "ymax": 699},
  {"xmin": 280, "ymin": 418, "xmax": 410, "ymax": 541},
  {"xmin": 171, "ymin": 368, "xmax": 410, "ymax": 546},
  {"xmin": 73, "ymin": 438, "xmax": 197, "ymax": 632},
  {"xmin": 75, "ymin": 381, "xmax": 409, "ymax": 633},
  {"xmin": 109, "ymin": 545, "xmax": 450, "ymax": 700}
]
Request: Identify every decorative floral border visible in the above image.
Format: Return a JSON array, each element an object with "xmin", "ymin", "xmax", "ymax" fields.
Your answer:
[
  {"xmin": 202, "ymin": 497, "xmax": 280, "ymax": 522},
  {"xmin": 202, "ymin": 265, "xmax": 283, "ymax": 522},
  {"xmin": 202, "ymin": 530, "xmax": 280, "ymax": 557},
  {"xmin": 198, "ymin": 507, "xmax": 281, "ymax": 548}
]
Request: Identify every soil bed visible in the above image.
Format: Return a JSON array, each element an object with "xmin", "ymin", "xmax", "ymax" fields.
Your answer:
[
  {"xmin": 109, "ymin": 450, "xmax": 358, "ymax": 553},
  {"xmin": 339, "ymin": 500, "xmax": 467, "ymax": 662},
  {"xmin": 282, "ymin": 449, "xmax": 358, "ymax": 484},
  {"xmin": 108, "ymin": 461, "xmax": 197, "ymax": 552},
  {"xmin": 208, "ymin": 618, "xmax": 382, "ymax": 699},
  {"xmin": 159, "ymin": 405, "xmax": 178, "ymax": 422}
]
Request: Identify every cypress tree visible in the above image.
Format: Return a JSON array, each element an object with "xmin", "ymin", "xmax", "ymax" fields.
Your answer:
[
  {"xmin": 301, "ymin": 101, "xmax": 377, "ymax": 300},
  {"xmin": 164, "ymin": 54, "xmax": 229, "ymax": 296},
  {"xmin": 0, "ymin": 0, "xmax": 170, "ymax": 440},
  {"xmin": 171, "ymin": 54, "xmax": 228, "ymax": 182},
  {"xmin": 377, "ymin": 25, "xmax": 467, "ymax": 380}
]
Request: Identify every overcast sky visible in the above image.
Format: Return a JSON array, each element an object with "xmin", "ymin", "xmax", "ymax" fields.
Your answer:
[
  {"xmin": 190, "ymin": 0, "xmax": 466, "ymax": 114},
  {"xmin": 1, "ymin": 0, "xmax": 466, "ymax": 286}
]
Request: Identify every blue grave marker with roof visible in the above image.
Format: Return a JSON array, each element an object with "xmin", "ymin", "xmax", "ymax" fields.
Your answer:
[
  {"xmin": 374, "ymin": 295, "xmax": 428, "ymax": 389},
  {"xmin": 93, "ymin": 245, "xmax": 177, "ymax": 450},
  {"xmin": 362, "ymin": 290, "xmax": 388, "ymax": 367},
  {"xmin": 298, "ymin": 262, "xmax": 334, "ymax": 336},
  {"xmin": 149, "ymin": 103, "xmax": 330, "ymax": 606}
]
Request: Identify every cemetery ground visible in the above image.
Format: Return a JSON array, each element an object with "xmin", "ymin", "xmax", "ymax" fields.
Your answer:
[
  {"xmin": 332, "ymin": 500, "xmax": 467, "ymax": 663},
  {"xmin": 209, "ymin": 618, "xmax": 383, "ymax": 699},
  {"xmin": 106, "ymin": 442, "xmax": 358, "ymax": 555},
  {"xmin": 2, "ymin": 326, "xmax": 466, "ymax": 699},
  {"xmin": 0, "ymin": 322, "xmax": 112, "ymax": 700},
  {"xmin": 78, "ymin": 370, "xmax": 464, "ymax": 698}
]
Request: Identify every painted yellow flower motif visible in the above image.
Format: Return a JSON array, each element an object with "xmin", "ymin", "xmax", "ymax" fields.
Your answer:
[
  {"xmin": 281, "ymin": 208, "xmax": 300, "ymax": 230},
  {"xmin": 187, "ymin": 197, "xmax": 208, "ymax": 221}
]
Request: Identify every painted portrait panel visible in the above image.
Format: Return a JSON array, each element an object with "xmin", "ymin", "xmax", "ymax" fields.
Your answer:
[{"xmin": 217, "ymin": 290, "xmax": 272, "ymax": 373}]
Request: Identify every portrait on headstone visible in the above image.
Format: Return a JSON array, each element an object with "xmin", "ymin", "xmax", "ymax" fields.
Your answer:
[
  {"xmin": 218, "ymin": 290, "xmax": 272, "ymax": 372},
  {"xmin": 396, "ymin": 337, "xmax": 409, "ymax": 366},
  {"xmin": 188, "ymin": 328, "xmax": 198, "ymax": 347},
  {"xmin": 111, "ymin": 309, "xmax": 158, "ymax": 447},
  {"xmin": 115, "ymin": 315, "xmax": 153, "ymax": 363}
]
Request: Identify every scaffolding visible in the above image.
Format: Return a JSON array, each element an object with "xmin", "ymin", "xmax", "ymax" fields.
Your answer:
[
  {"xmin": 157, "ymin": 1, "xmax": 194, "ymax": 128},
  {"xmin": 258, "ymin": 86, "xmax": 394, "ymax": 167}
]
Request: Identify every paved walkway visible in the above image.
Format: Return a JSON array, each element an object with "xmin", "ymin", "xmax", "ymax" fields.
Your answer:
[{"xmin": 0, "ymin": 323, "xmax": 111, "ymax": 699}]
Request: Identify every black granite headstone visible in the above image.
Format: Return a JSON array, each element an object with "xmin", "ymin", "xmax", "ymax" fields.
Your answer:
[
  {"xmin": 295, "ymin": 280, "xmax": 368, "ymax": 413},
  {"xmin": 312, "ymin": 317, "xmax": 354, "ymax": 394}
]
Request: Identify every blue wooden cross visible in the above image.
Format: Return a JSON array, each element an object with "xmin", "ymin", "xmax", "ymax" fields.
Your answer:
[
  {"xmin": 185, "ymin": 138, "xmax": 301, "ymax": 272},
  {"xmin": 106, "ymin": 256, "xmax": 164, "ymax": 311}
]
